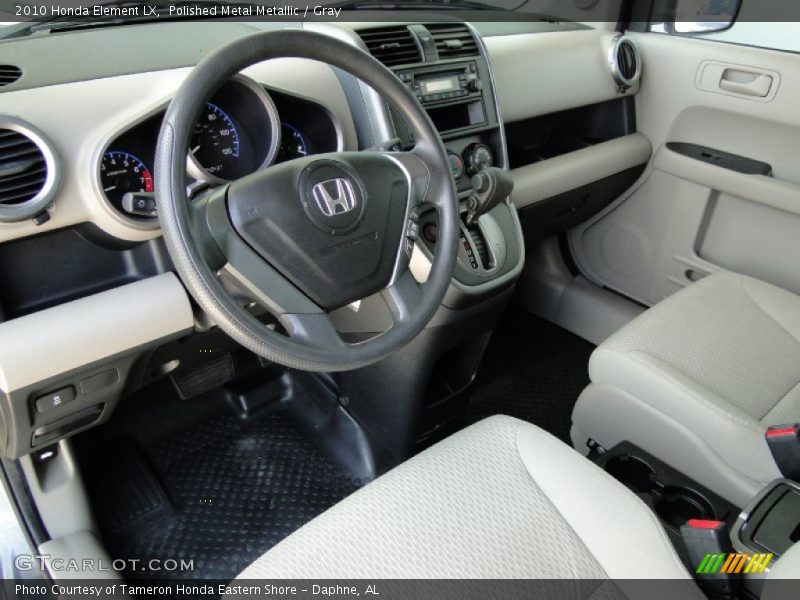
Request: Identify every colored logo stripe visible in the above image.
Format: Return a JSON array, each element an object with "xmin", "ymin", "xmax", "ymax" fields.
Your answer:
[{"xmin": 696, "ymin": 553, "xmax": 773, "ymax": 574}]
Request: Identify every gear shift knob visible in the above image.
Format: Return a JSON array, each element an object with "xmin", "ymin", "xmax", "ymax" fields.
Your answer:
[{"xmin": 465, "ymin": 167, "xmax": 513, "ymax": 226}]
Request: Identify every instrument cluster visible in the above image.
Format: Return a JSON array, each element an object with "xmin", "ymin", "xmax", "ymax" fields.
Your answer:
[{"xmin": 99, "ymin": 75, "xmax": 339, "ymax": 221}]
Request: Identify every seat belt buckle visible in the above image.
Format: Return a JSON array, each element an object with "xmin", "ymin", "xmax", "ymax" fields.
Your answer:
[
  {"xmin": 765, "ymin": 424, "xmax": 800, "ymax": 481},
  {"xmin": 680, "ymin": 519, "xmax": 738, "ymax": 598}
]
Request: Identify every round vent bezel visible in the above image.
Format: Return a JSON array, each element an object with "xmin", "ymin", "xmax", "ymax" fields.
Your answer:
[
  {"xmin": 608, "ymin": 35, "xmax": 642, "ymax": 92},
  {"xmin": 0, "ymin": 115, "xmax": 61, "ymax": 223}
]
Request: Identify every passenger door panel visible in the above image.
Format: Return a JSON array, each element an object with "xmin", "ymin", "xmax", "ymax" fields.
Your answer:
[{"xmin": 571, "ymin": 32, "xmax": 800, "ymax": 305}]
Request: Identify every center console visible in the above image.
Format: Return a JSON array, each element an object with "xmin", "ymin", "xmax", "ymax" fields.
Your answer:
[
  {"xmin": 599, "ymin": 440, "xmax": 800, "ymax": 591},
  {"xmin": 317, "ymin": 22, "xmax": 524, "ymax": 467},
  {"xmin": 733, "ymin": 479, "xmax": 800, "ymax": 560},
  {"xmin": 389, "ymin": 50, "xmax": 522, "ymax": 302}
]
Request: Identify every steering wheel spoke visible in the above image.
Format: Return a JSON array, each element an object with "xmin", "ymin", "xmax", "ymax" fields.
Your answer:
[
  {"xmin": 194, "ymin": 185, "xmax": 322, "ymax": 317},
  {"xmin": 280, "ymin": 312, "xmax": 347, "ymax": 352},
  {"xmin": 384, "ymin": 150, "xmax": 433, "ymax": 208},
  {"xmin": 382, "ymin": 270, "xmax": 425, "ymax": 327}
]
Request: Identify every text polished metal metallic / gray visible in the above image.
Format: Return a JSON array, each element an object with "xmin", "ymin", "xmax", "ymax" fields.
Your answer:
[{"xmin": 312, "ymin": 178, "xmax": 357, "ymax": 217}]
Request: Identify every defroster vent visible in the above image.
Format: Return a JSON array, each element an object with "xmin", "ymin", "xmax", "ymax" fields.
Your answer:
[
  {"xmin": 358, "ymin": 26, "xmax": 422, "ymax": 67},
  {"xmin": 426, "ymin": 23, "xmax": 479, "ymax": 59}
]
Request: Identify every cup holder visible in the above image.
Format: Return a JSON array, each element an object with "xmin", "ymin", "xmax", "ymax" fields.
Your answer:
[
  {"xmin": 655, "ymin": 486, "xmax": 715, "ymax": 529},
  {"xmin": 604, "ymin": 452, "xmax": 718, "ymax": 529},
  {"xmin": 604, "ymin": 454, "xmax": 657, "ymax": 494}
]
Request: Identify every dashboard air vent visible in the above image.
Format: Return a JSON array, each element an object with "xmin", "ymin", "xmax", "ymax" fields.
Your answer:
[
  {"xmin": 0, "ymin": 65, "xmax": 22, "ymax": 87},
  {"xmin": 0, "ymin": 117, "xmax": 59, "ymax": 223},
  {"xmin": 609, "ymin": 35, "xmax": 641, "ymax": 92},
  {"xmin": 427, "ymin": 23, "xmax": 479, "ymax": 59},
  {"xmin": 358, "ymin": 26, "xmax": 422, "ymax": 67}
]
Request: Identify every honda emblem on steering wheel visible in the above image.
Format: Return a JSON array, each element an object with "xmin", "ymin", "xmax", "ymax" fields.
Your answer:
[{"xmin": 312, "ymin": 178, "xmax": 357, "ymax": 216}]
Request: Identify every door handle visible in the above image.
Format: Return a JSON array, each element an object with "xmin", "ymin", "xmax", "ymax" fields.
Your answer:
[{"xmin": 719, "ymin": 68, "xmax": 773, "ymax": 97}]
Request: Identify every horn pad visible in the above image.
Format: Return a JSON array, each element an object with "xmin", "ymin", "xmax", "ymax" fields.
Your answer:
[{"xmin": 226, "ymin": 153, "xmax": 410, "ymax": 310}]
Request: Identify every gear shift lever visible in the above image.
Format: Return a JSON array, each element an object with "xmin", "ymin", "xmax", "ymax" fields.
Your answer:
[{"xmin": 464, "ymin": 167, "xmax": 514, "ymax": 227}]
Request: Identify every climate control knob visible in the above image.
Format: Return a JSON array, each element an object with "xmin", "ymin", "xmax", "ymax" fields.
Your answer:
[
  {"xmin": 447, "ymin": 150, "xmax": 465, "ymax": 181},
  {"xmin": 463, "ymin": 143, "xmax": 494, "ymax": 175}
]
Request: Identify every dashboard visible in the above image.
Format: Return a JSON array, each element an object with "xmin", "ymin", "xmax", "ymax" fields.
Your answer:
[
  {"xmin": 98, "ymin": 76, "xmax": 340, "ymax": 222},
  {"xmin": 0, "ymin": 18, "xmax": 634, "ymax": 460}
]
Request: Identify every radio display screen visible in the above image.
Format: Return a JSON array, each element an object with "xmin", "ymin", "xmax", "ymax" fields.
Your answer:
[{"xmin": 420, "ymin": 76, "xmax": 459, "ymax": 94}]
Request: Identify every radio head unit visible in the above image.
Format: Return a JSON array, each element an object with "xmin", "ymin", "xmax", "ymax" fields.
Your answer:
[
  {"xmin": 398, "ymin": 61, "xmax": 483, "ymax": 105},
  {"xmin": 395, "ymin": 61, "xmax": 491, "ymax": 136}
]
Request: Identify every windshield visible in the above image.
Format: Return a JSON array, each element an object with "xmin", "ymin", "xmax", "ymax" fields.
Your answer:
[{"xmin": 0, "ymin": 0, "xmax": 620, "ymax": 39}]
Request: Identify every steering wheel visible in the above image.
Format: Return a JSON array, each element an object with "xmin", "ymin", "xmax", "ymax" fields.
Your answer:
[{"xmin": 155, "ymin": 30, "xmax": 459, "ymax": 372}]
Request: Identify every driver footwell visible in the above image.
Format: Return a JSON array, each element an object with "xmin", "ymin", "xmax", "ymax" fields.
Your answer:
[{"xmin": 77, "ymin": 383, "xmax": 361, "ymax": 583}]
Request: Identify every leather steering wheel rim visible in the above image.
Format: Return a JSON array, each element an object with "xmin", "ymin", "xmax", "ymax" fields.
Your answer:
[{"xmin": 155, "ymin": 29, "xmax": 459, "ymax": 372}]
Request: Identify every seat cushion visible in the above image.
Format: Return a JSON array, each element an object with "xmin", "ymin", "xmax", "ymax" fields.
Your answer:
[
  {"xmin": 235, "ymin": 416, "xmax": 694, "ymax": 583},
  {"xmin": 574, "ymin": 271, "xmax": 800, "ymax": 504}
]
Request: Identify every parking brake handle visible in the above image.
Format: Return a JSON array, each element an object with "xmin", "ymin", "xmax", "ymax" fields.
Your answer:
[{"xmin": 464, "ymin": 167, "xmax": 513, "ymax": 227}]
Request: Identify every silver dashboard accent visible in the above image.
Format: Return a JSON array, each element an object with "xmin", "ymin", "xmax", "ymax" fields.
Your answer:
[
  {"xmin": 467, "ymin": 22, "xmax": 510, "ymax": 173},
  {"xmin": 93, "ymin": 102, "xmax": 167, "ymax": 231},
  {"xmin": 304, "ymin": 23, "xmax": 398, "ymax": 148},
  {"xmin": 186, "ymin": 74, "xmax": 282, "ymax": 186},
  {"xmin": 608, "ymin": 34, "xmax": 642, "ymax": 93},
  {"xmin": 0, "ymin": 115, "xmax": 61, "ymax": 223}
]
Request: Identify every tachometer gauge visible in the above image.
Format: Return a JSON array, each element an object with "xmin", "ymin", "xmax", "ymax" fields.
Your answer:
[
  {"xmin": 100, "ymin": 151, "xmax": 153, "ymax": 213},
  {"xmin": 189, "ymin": 103, "xmax": 241, "ymax": 179},
  {"xmin": 277, "ymin": 123, "xmax": 309, "ymax": 161}
]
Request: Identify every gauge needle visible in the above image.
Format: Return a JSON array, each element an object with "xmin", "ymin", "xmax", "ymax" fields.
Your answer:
[
  {"xmin": 104, "ymin": 186, "xmax": 117, "ymax": 191},
  {"xmin": 191, "ymin": 145, "xmax": 201, "ymax": 154}
]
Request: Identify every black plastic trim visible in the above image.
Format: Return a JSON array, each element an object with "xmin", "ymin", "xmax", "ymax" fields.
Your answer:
[
  {"xmin": 518, "ymin": 164, "xmax": 646, "ymax": 244},
  {"xmin": 667, "ymin": 142, "xmax": 772, "ymax": 176}
]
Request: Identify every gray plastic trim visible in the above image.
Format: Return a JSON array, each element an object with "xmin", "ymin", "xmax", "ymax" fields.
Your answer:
[
  {"xmin": 38, "ymin": 531, "xmax": 124, "ymax": 582},
  {"xmin": 512, "ymin": 133, "xmax": 652, "ymax": 209},
  {"xmin": 19, "ymin": 439, "xmax": 95, "ymax": 541},
  {"xmin": 0, "ymin": 273, "xmax": 193, "ymax": 392}
]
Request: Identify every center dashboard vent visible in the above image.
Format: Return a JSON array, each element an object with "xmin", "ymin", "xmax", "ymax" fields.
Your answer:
[
  {"xmin": 358, "ymin": 26, "xmax": 422, "ymax": 67},
  {"xmin": 0, "ymin": 65, "xmax": 22, "ymax": 87},
  {"xmin": 426, "ymin": 23, "xmax": 479, "ymax": 59},
  {"xmin": 609, "ymin": 35, "xmax": 641, "ymax": 92},
  {"xmin": 0, "ymin": 117, "xmax": 59, "ymax": 223}
]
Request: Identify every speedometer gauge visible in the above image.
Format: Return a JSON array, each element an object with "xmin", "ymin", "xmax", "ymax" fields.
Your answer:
[
  {"xmin": 190, "ymin": 103, "xmax": 241, "ymax": 179},
  {"xmin": 186, "ymin": 76, "xmax": 281, "ymax": 184},
  {"xmin": 100, "ymin": 151, "xmax": 153, "ymax": 212}
]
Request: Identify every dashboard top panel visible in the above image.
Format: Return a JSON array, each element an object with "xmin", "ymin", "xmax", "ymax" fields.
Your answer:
[
  {"xmin": 0, "ymin": 22, "xmax": 288, "ymax": 92},
  {"xmin": 0, "ymin": 19, "xmax": 581, "ymax": 93}
]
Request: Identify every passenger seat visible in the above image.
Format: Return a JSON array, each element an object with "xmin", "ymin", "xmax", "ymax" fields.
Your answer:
[{"xmin": 572, "ymin": 271, "xmax": 800, "ymax": 507}]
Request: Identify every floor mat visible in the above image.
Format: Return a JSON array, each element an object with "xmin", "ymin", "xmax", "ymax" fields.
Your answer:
[
  {"xmin": 84, "ymin": 410, "xmax": 361, "ymax": 582},
  {"xmin": 90, "ymin": 442, "xmax": 172, "ymax": 533},
  {"xmin": 466, "ymin": 308, "xmax": 595, "ymax": 443}
]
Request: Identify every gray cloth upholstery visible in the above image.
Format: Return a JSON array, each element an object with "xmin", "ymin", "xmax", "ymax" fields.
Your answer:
[
  {"xmin": 235, "ymin": 416, "xmax": 695, "ymax": 583},
  {"xmin": 573, "ymin": 271, "xmax": 800, "ymax": 506}
]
